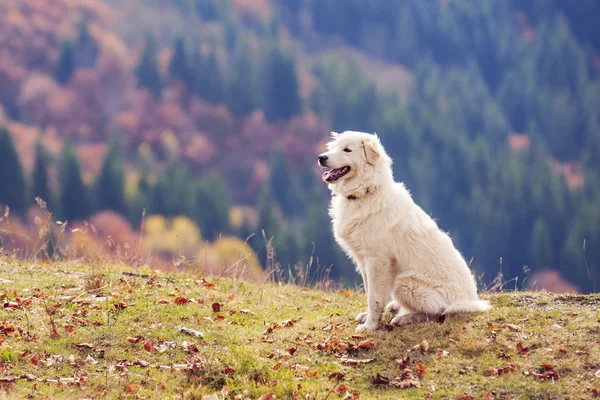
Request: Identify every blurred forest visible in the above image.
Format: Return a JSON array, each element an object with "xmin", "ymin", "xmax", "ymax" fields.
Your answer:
[{"xmin": 0, "ymin": 0, "xmax": 599, "ymax": 291}]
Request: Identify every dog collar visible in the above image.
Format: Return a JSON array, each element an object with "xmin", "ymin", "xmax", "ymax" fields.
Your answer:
[{"xmin": 347, "ymin": 187, "xmax": 373, "ymax": 200}]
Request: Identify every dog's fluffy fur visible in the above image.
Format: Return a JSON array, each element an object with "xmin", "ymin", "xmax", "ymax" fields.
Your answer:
[{"xmin": 318, "ymin": 131, "xmax": 490, "ymax": 332}]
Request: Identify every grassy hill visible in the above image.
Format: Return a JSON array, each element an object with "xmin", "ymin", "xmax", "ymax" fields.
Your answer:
[{"xmin": 1, "ymin": 261, "xmax": 599, "ymax": 399}]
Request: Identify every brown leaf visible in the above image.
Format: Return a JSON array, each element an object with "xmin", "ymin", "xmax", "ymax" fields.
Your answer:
[
  {"xmin": 370, "ymin": 373, "xmax": 390, "ymax": 385},
  {"xmin": 456, "ymin": 396, "xmax": 476, "ymax": 400},
  {"xmin": 516, "ymin": 341, "xmax": 530, "ymax": 357},
  {"xmin": 143, "ymin": 340, "xmax": 154, "ymax": 352},
  {"xmin": 287, "ymin": 347, "xmax": 297, "ymax": 356},
  {"xmin": 273, "ymin": 362, "xmax": 282, "ymax": 371},
  {"xmin": 416, "ymin": 362, "xmax": 427, "ymax": 378},
  {"xmin": 30, "ymin": 353, "xmax": 41, "ymax": 366},
  {"xmin": 157, "ymin": 299, "xmax": 169, "ymax": 304},
  {"xmin": 259, "ymin": 394, "xmax": 275, "ymax": 400},
  {"xmin": 174, "ymin": 297, "xmax": 190, "ymax": 305},
  {"xmin": 127, "ymin": 336, "xmax": 142, "ymax": 344},
  {"xmin": 341, "ymin": 357, "xmax": 373, "ymax": 366},
  {"xmin": 482, "ymin": 391, "xmax": 494, "ymax": 400},
  {"xmin": 64, "ymin": 325, "xmax": 76, "ymax": 333},
  {"xmin": 396, "ymin": 357, "xmax": 410, "ymax": 369},
  {"xmin": 497, "ymin": 352, "xmax": 512, "ymax": 360},
  {"xmin": 336, "ymin": 384, "xmax": 348, "ymax": 394},
  {"xmin": 212, "ymin": 303, "xmax": 221, "ymax": 313},
  {"xmin": 357, "ymin": 338, "xmax": 376, "ymax": 350},
  {"xmin": 114, "ymin": 301, "xmax": 127, "ymax": 310},
  {"xmin": 436, "ymin": 348, "xmax": 450, "ymax": 357},
  {"xmin": 502, "ymin": 323, "xmax": 521, "ymax": 331},
  {"xmin": 390, "ymin": 368, "xmax": 421, "ymax": 389},
  {"xmin": 420, "ymin": 340, "xmax": 429, "ymax": 352},
  {"xmin": 328, "ymin": 372, "xmax": 345, "ymax": 381},
  {"xmin": 125, "ymin": 383, "xmax": 140, "ymax": 393},
  {"xmin": 223, "ymin": 367, "xmax": 234, "ymax": 374}
]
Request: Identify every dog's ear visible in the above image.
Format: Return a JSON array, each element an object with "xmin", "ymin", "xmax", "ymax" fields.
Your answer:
[{"xmin": 362, "ymin": 138, "xmax": 380, "ymax": 165}]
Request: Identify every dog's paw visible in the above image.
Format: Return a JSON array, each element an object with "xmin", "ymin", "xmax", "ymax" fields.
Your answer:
[
  {"xmin": 355, "ymin": 322, "xmax": 377, "ymax": 332},
  {"xmin": 386, "ymin": 301, "xmax": 401, "ymax": 311},
  {"xmin": 355, "ymin": 311, "xmax": 368, "ymax": 324}
]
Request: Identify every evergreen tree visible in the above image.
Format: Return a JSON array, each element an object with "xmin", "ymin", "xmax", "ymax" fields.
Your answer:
[
  {"xmin": 194, "ymin": 174, "xmax": 231, "ymax": 240},
  {"xmin": 59, "ymin": 139, "xmax": 92, "ymax": 222},
  {"xmin": 169, "ymin": 37, "xmax": 192, "ymax": 87},
  {"xmin": 32, "ymin": 140, "xmax": 53, "ymax": 210},
  {"xmin": 191, "ymin": 49, "xmax": 224, "ymax": 104},
  {"xmin": 96, "ymin": 136, "xmax": 128, "ymax": 216},
  {"xmin": 136, "ymin": 34, "xmax": 162, "ymax": 97},
  {"xmin": 268, "ymin": 148, "xmax": 301, "ymax": 216},
  {"xmin": 256, "ymin": 181, "xmax": 278, "ymax": 240},
  {"xmin": 264, "ymin": 44, "xmax": 301, "ymax": 122},
  {"xmin": 55, "ymin": 40, "xmax": 76, "ymax": 85},
  {"xmin": 74, "ymin": 20, "xmax": 99, "ymax": 69},
  {"xmin": 226, "ymin": 40, "xmax": 260, "ymax": 117},
  {"xmin": 0, "ymin": 127, "xmax": 28, "ymax": 215},
  {"xmin": 531, "ymin": 218, "xmax": 553, "ymax": 268}
]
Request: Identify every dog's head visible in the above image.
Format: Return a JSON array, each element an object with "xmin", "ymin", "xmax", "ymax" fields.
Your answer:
[{"xmin": 318, "ymin": 131, "xmax": 392, "ymax": 196}]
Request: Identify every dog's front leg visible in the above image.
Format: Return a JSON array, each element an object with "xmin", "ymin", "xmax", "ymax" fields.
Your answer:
[
  {"xmin": 355, "ymin": 269, "xmax": 368, "ymax": 324},
  {"xmin": 356, "ymin": 263, "xmax": 390, "ymax": 332}
]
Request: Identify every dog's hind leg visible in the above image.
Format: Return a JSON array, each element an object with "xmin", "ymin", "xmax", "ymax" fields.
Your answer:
[{"xmin": 391, "ymin": 275, "xmax": 448, "ymax": 325}]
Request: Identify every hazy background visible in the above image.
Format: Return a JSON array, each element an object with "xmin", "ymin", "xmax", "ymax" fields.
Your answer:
[{"xmin": 0, "ymin": 0, "xmax": 599, "ymax": 292}]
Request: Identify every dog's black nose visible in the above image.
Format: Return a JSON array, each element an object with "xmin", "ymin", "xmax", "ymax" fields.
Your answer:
[{"xmin": 318, "ymin": 155, "xmax": 328, "ymax": 166}]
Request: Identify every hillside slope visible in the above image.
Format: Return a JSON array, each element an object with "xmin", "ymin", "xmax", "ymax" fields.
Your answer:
[{"xmin": 1, "ymin": 261, "xmax": 599, "ymax": 399}]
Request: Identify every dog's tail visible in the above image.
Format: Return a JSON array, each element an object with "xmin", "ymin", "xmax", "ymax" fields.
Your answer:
[{"xmin": 443, "ymin": 299, "xmax": 491, "ymax": 315}]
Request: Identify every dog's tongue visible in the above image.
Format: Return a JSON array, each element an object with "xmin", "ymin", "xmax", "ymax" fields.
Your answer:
[{"xmin": 322, "ymin": 170, "xmax": 332, "ymax": 182}]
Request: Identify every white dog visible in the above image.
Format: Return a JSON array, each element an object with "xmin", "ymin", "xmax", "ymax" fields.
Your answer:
[{"xmin": 318, "ymin": 131, "xmax": 490, "ymax": 332}]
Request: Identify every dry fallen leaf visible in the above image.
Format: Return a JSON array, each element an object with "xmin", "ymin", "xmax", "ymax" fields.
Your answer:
[
  {"xmin": 420, "ymin": 340, "xmax": 429, "ymax": 352},
  {"xmin": 357, "ymin": 338, "xmax": 376, "ymax": 350},
  {"xmin": 516, "ymin": 341, "xmax": 530, "ymax": 357},
  {"xmin": 396, "ymin": 357, "xmax": 410, "ymax": 369},
  {"xmin": 212, "ymin": 303, "xmax": 221, "ymax": 313},
  {"xmin": 143, "ymin": 340, "xmax": 155, "ymax": 352},
  {"xmin": 341, "ymin": 357, "xmax": 373, "ymax": 366},
  {"xmin": 436, "ymin": 348, "xmax": 450, "ymax": 357},
  {"xmin": 456, "ymin": 396, "xmax": 476, "ymax": 400},
  {"xmin": 416, "ymin": 362, "xmax": 427, "ymax": 377},
  {"xmin": 370, "ymin": 373, "xmax": 390, "ymax": 385},
  {"xmin": 174, "ymin": 297, "xmax": 190, "ymax": 305},
  {"xmin": 390, "ymin": 368, "xmax": 421, "ymax": 389},
  {"xmin": 30, "ymin": 353, "xmax": 41, "ymax": 366},
  {"xmin": 502, "ymin": 323, "xmax": 521, "ymax": 331},
  {"xmin": 328, "ymin": 372, "xmax": 345, "ymax": 381},
  {"xmin": 127, "ymin": 336, "xmax": 142, "ymax": 344}
]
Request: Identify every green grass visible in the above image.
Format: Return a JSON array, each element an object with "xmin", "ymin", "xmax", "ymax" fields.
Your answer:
[{"xmin": 1, "ymin": 261, "xmax": 599, "ymax": 399}]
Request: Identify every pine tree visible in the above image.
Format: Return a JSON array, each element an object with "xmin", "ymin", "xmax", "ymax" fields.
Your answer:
[
  {"xmin": 264, "ymin": 44, "xmax": 301, "ymax": 122},
  {"xmin": 191, "ymin": 49, "xmax": 224, "ymax": 104},
  {"xmin": 169, "ymin": 37, "xmax": 192, "ymax": 87},
  {"xmin": 74, "ymin": 20, "xmax": 99, "ymax": 69},
  {"xmin": 226, "ymin": 40, "xmax": 260, "ymax": 117},
  {"xmin": 256, "ymin": 181, "xmax": 278, "ymax": 240},
  {"xmin": 136, "ymin": 34, "xmax": 162, "ymax": 97},
  {"xmin": 55, "ymin": 40, "xmax": 76, "ymax": 85},
  {"xmin": 531, "ymin": 218, "xmax": 553, "ymax": 268},
  {"xmin": 96, "ymin": 136, "xmax": 128, "ymax": 216},
  {"xmin": 194, "ymin": 174, "xmax": 231, "ymax": 240},
  {"xmin": 59, "ymin": 138, "xmax": 92, "ymax": 222},
  {"xmin": 32, "ymin": 140, "xmax": 53, "ymax": 210},
  {"xmin": 268, "ymin": 148, "xmax": 300, "ymax": 216},
  {"xmin": 0, "ymin": 127, "xmax": 28, "ymax": 215}
]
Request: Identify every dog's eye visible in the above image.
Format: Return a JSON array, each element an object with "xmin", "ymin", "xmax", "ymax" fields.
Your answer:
[{"xmin": 343, "ymin": 148, "xmax": 352, "ymax": 153}]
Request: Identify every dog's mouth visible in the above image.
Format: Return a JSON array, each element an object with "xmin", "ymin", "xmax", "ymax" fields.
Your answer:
[{"xmin": 322, "ymin": 166, "xmax": 351, "ymax": 183}]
